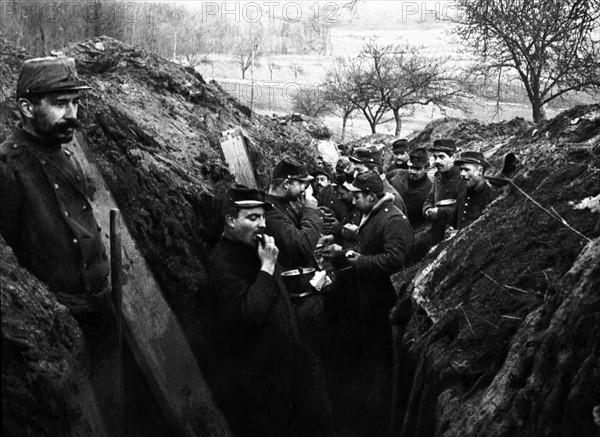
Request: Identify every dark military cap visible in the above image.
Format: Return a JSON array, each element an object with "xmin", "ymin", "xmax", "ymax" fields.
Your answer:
[
  {"xmin": 391, "ymin": 138, "xmax": 409, "ymax": 153},
  {"xmin": 227, "ymin": 185, "xmax": 273, "ymax": 210},
  {"xmin": 346, "ymin": 171, "xmax": 384, "ymax": 194},
  {"xmin": 455, "ymin": 151, "xmax": 490, "ymax": 169},
  {"xmin": 349, "ymin": 147, "xmax": 383, "ymax": 166},
  {"xmin": 408, "ymin": 148, "xmax": 429, "ymax": 169},
  {"xmin": 273, "ymin": 157, "xmax": 313, "ymax": 182},
  {"xmin": 429, "ymin": 138, "xmax": 457, "ymax": 155},
  {"xmin": 17, "ymin": 57, "xmax": 91, "ymax": 99},
  {"xmin": 312, "ymin": 166, "xmax": 333, "ymax": 180}
]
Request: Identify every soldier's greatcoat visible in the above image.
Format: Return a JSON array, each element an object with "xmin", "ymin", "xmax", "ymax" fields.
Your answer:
[
  {"xmin": 0, "ymin": 125, "xmax": 109, "ymax": 313},
  {"xmin": 423, "ymin": 165, "xmax": 464, "ymax": 244},
  {"xmin": 206, "ymin": 236, "xmax": 331, "ymax": 437},
  {"xmin": 265, "ymin": 194, "xmax": 322, "ymax": 270}
]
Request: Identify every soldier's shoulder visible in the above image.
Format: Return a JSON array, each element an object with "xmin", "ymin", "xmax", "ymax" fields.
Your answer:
[{"xmin": 0, "ymin": 133, "xmax": 27, "ymax": 164}]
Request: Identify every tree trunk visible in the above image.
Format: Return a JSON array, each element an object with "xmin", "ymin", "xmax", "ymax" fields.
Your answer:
[
  {"xmin": 341, "ymin": 116, "xmax": 348, "ymax": 142},
  {"xmin": 531, "ymin": 99, "xmax": 547, "ymax": 123},
  {"xmin": 393, "ymin": 108, "xmax": 402, "ymax": 136}
]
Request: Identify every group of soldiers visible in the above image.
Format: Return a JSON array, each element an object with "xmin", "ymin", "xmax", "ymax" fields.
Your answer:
[
  {"xmin": 0, "ymin": 57, "xmax": 500, "ymax": 437},
  {"xmin": 204, "ymin": 136, "xmax": 500, "ymax": 435}
]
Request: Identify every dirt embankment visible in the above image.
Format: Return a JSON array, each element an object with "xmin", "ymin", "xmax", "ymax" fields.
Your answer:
[
  {"xmin": 392, "ymin": 104, "xmax": 600, "ymax": 436},
  {"xmin": 0, "ymin": 35, "xmax": 330, "ymax": 436}
]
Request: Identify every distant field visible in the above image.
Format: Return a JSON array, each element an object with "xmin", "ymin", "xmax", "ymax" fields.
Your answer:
[{"xmin": 193, "ymin": 22, "xmax": 591, "ymax": 142}]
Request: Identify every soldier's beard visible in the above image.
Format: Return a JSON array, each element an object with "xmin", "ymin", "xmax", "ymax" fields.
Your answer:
[{"xmin": 32, "ymin": 116, "xmax": 80, "ymax": 144}]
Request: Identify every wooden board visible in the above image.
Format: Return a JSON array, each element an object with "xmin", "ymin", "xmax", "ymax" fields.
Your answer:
[
  {"xmin": 73, "ymin": 133, "xmax": 233, "ymax": 437},
  {"xmin": 219, "ymin": 127, "xmax": 258, "ymax": 188}
]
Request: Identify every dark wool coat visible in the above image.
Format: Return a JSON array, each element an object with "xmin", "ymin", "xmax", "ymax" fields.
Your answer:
[
  {"xmin": 453, "ymin": 182, "xmax": 499, "ymax": 229},
  {"xmin": 387, "ymin": 169, "xmax": 433, "ymax": 231},
  {"xmin": 0, "ymin": 126, "xmax": 109, "ymax": 312},
  {"xmin": 354, "ymin": 194, "xmax": 414, "ymax": 326},
  {"xmin": 265, "ymin": 194, "xmax": 322, "ymax": 270},
  {"xmin": 423, "ymin": 165, "xmax": 464, "ymax": 244},
  {"xmin": 382, "ymin": 177, "xmax": 407, "ymax": 215},
  {"xmin": 206, "ymin": 237, "xmax": 331, "ymax": 437},
  {"xmin": 316, "ymin": 184, "xmax": 349, "ymax": 221}
]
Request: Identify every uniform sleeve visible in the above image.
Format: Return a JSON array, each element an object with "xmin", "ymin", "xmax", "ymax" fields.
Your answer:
[
  {"xmin": 266, "ymin": 206, "xmax": 322, "ymax": 265},
  {"xmin": 423, "ymin": 183, "xmax": 436, "ymax": 213},
  {"xmin": 210, "ymin": 263, "xmax": 281, "ymax": 328},
  {"xmin": 0, "ymin": 159, "xmax": 22, "ymax": 250},
  {"xmin": 355, "ymin": 216, "xmax": 412, "ymax": 279}
]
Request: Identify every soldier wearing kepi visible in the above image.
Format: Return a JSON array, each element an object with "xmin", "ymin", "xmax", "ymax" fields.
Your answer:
[
  {"xmin": 266, "ymin": 157, "xmax": 323, "ymax": 270},
  {"xmin": 205, "ymin": 185, "xmax": 332, "ymax": 437},
  {"xmin": 0, "ymin": 57, "xmax": 125, "ymax": 435},
  {"xmin": 328, "ymin": 171, "xmax": 413, "ymax": 436},
  {"xmin": 451, "ymin": 151, "xmax": 499, "ymax": 231},
  {"xmin": 385, "ymin": 138, "xmax": 410, "ymax": 173},
  {"xmin": 0, "ymin": 57, "xmax": 110, "ymax": 317},
  {"xmin": 422, "ymin": 138, "xmax": 464, "ymax": 246},
  {"xmin": 387, "ymin": 148, "xmax": 433, "ymax": 263}
]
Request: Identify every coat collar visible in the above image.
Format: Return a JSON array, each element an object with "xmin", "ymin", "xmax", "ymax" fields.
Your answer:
[{"xmin": 358, "ymin": 192, "xmax": 394, "ymax": 230}]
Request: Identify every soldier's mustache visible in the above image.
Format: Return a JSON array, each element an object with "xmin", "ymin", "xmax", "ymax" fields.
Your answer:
[{"xmin": 58, "ymin": 119, "xmax": 81, "ymax": 130}]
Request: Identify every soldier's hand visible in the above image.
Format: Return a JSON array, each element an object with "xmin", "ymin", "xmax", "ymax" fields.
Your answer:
[
  {"xmin": 424, "ymin": 207, "xmax": 439, "ymax": 221},
  {"xmin": 322, "ymin": 243, "xmax": 342, "ymax": 260},
  {"xmin": 444, "ymin": 226, "xmax": 458, "ymax": 240},
  {"xmin": 341, "ymin": 223, "xmax": 358, "ymax": 240},
  {"xmin": 258, "ymin": 235, "xmax": 279, "ymax": 275},
  {"xmin": 345, "ymin": 250, "xmax": 361, "ymax": 266}
]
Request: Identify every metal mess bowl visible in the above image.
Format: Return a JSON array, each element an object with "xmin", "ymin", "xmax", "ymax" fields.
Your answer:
[
  {"xmin": 436, "ymin": 199, "xmax": 457, "ymax": 207},
  {"xmin": 281, "ymin": 268, "xmax": 316, "ymax": 295}
]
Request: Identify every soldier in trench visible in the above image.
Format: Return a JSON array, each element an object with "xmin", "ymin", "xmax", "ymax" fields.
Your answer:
[
  {"xmin": 204, "ymin": 185, "xmax": 332, "ymax": 437},
  {"xmin": 0, "ymin": 57, "xmax": 125, "ymax": 434},
  {"xmin": 325, "ymin": 171, "xmax": 414, "ymax": 436}
]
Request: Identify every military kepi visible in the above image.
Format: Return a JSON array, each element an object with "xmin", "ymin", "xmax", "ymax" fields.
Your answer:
[
  {"xmin": 454, "ymin": 151, "xmax": 490, "ymax": 169},
  {"xmin": 227, "ymin": 185, "xmax": 273, "ymax": 210},
  {"xmin": 391, "ymin": 138, "xmax": 409, "ymax": 152},
  {"xmin": 273, "ymin": 157, "xmax": 313, "ymax": 182},
  {"xmin": 16, "ymin": 57, "xmax": 91, "ymax": 99},
  {"xmin": 349, "ymin": 147, "xmax": 383, "ymax": 166},
  {"xmin": 429, "ymin": 138, "xmax": 457, "ymax": 155},
  {"xmin": 346, "ymin": 171, "xmax": 384, "ymax": 194},
  {"xmin": 408, "ymin": 147, "xmax": 429, "ymax": 169}
]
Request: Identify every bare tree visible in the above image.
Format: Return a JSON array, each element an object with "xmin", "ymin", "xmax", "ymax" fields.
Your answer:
[
  {"xmin": 267, "ymin": 61, "xmax": 280, "ymax": 81},
  {"xmin": 363, "ymin": 41, "xmax": 462, "ymax": 136},
  {"xmin": 453, "ymin": 0, "xmax": 600, "ymax": 123},
  {"xmin": 290, "ymin": 62, "xmax": 305, "ymax": 79},
  {"xmin": 323, "ymin": 58, "xmax": 359, "ymax": 141},
  {"xmin": 292, "ymin": 87, "xmax": 329, "ymax": 117}
]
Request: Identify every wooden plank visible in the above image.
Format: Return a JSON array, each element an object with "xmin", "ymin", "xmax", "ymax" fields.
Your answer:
[
  {"xmin": 219, "ymin": 127, "xmax": 258, "ymax": 188},
  {"xmin": 73, "ymin": 133, "xmax": 233, "ymax": 437}
]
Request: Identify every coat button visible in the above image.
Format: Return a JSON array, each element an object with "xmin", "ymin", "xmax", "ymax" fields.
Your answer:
[
  {"xmin": 82, "ymin": 205, "xmax": 88, "ymax": 211},
  {"xmin": 12, "ymin": 144, "xmax": 18, "ymax": 149},
  {"xmin": 73, "ymin": 238, "xmax": 78, "ymax": 244},
  {"xmin": 83, "ymin": 262, "xmax": 89, "ymax": 269},
  {"xmin": 41, "ymin": 159, "xmax": 47, "ymax": 165},
  {"xmin": 65, "ymin": 211, "xmax": 70, "ymax": 217},
  {"xmin": 54, "ymin": 183, "xmax": 59, "ymax": 189}
]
